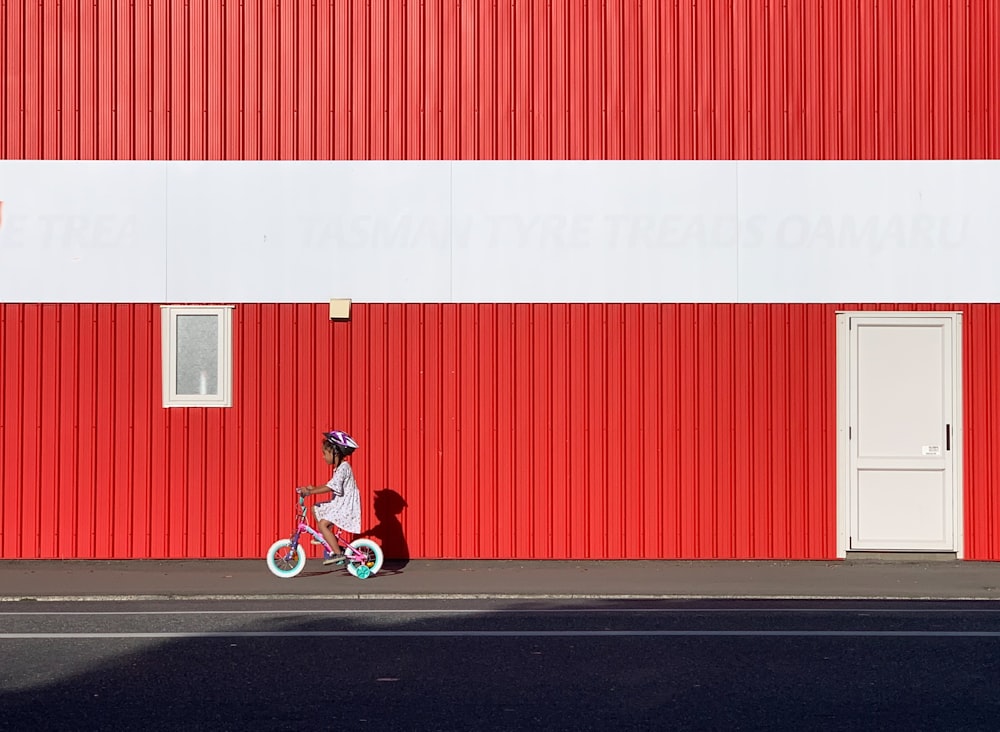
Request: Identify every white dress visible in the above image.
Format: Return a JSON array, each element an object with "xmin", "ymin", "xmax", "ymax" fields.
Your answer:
[{"xmin": 313, "ymin": 461, "xmax": 362, "ymax": 534}]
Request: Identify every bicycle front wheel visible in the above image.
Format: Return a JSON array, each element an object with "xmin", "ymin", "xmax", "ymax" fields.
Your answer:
[
  {"xmin": 345, "ymin": 538, "xmax": 384, "ymax": 579},
  {"xmin": 265, "ymin": 538, "xmax": 306, "ymax": 578}
]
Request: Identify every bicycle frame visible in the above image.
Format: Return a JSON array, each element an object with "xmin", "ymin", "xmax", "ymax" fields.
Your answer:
[
  {"xmin": 285, "ymin": 497, "xmax": 364, "ymax": 562},
  {"xmin": 267, "ymin": 492, "xmax": 384, "ymax": 580}
]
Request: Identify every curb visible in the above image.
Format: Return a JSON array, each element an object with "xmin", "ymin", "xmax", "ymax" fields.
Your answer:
[{"xmin": 4, "ymin": 593, "xmax": 1000, "ymax": 602}]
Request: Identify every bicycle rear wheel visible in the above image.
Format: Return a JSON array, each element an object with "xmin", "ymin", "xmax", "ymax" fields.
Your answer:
[
  {"xmin": 345, "ymin": 538, "xmax": 384, "ymax": 579},
  {"xmin": 265, "ymin": 538, "xmax": 306, "ymax": 578}
]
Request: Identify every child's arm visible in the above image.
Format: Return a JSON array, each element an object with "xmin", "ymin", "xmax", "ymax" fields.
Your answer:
[{"xmin": 297, "ymin": 484, "xmax": 332, "ymax": 497}]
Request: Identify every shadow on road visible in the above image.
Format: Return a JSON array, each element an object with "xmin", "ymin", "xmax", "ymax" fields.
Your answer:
[{"xmin": 1, "ymin": 598, "xmax": 999, "ymax": 730}]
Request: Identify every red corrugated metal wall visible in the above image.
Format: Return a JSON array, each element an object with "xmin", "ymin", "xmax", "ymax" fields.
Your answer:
[
  {"xmin": 2, "ymin": 303, "xmax": 999, "ymax": 560},
  {"xmin": 3, "ymin": 3, "xmax": 999, "ymax": 559},
  {"xmin": 1, "ymin": 0, "xmax": 997, "ymax": 160}
]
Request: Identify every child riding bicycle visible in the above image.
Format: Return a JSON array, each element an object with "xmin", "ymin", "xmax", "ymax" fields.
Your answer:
[{"xmin": 296, "ymin": 430, "xmax": 362, "ymax": 565}]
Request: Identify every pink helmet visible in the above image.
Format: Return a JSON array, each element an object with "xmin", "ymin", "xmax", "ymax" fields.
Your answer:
[{"xmin": 322, "ymin": 430, "xmax": 358, "ymax": 456}]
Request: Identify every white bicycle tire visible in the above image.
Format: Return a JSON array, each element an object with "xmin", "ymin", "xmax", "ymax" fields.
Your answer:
[
  {"xmin": 265, "ymin": 538, "xmax": 307, "ymax": 578},
  {"xmin": 345, "ymin": 538, "xmax": 384, "ymax": 579}
]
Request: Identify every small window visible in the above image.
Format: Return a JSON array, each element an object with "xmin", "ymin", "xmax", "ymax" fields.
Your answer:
[{"xmin": 161, "ymin": 305, "xmax": 233, "ymax": 407}]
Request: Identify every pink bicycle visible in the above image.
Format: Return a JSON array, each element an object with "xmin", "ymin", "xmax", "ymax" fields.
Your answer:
[{"xmin": 265, "ymin": 492, "xmax": 384, "ymax": 580}]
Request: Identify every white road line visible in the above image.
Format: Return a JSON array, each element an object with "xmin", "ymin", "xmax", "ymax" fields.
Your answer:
[
  {"xmin": 3, "ymin": 630, "xmax": 1000, "ymax": 639},
  {"xmin": 2, "ymin": 606, "xmax": 1000, "ymax": 616}
]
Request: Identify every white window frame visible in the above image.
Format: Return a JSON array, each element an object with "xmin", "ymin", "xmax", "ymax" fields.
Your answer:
[{"xmin": 161, "ymin": 305, "xmax": 234, "ymax": 408}]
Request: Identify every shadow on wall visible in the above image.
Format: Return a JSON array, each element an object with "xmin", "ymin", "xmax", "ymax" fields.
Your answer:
[{"xmin": 360, "ymin": 488, "xmax": 409, "ymax": 571}]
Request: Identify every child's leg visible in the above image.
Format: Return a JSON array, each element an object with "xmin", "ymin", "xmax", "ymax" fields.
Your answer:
[{"xmin": 317, "ymin": 519, "xmax": 341, "ymax": 554}]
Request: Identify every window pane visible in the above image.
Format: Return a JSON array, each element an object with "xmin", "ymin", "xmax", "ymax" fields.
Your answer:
[{"xmin": 175, "ymin": 314, "xmax": 219, "ymax": 395}]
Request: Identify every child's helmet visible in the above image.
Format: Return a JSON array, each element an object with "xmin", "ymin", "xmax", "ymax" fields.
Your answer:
[{"xmin": 322, "ymin": 430, "xmax": 358, "ymax": 456}]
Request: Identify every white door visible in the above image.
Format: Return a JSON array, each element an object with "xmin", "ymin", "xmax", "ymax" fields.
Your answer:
[{"xmin": 841, "ymin": 314, "xmax": 962, "ymax": 553}]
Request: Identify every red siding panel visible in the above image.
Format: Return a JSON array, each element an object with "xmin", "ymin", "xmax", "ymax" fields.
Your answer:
[
  {"xmin": 3, "ymin": 302, "xmax": 998, "ymax": 561},
  {"xmin": 2, "ymin": 2, "xmax": 999, "ymax": 562},
  {"xmin": 2, "ymin": 0, "xmax": 998, "ymax": 160}
]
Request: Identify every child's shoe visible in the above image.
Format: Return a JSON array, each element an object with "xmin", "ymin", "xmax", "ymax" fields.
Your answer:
[{"xmin": 323, "ymin": 553, "xmax": 346, "ymax": 566}]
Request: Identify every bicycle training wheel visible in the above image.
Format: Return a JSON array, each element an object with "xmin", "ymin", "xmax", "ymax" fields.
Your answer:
[
  {"xmin": 345, "ymin": 538, "xmax": 384, "ymax": 579},
  {"xmin": 265, "ymin": 538, "xmax": 307, "ymax": 578}
]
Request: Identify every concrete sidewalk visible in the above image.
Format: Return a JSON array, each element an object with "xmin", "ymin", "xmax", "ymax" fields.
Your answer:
[{"xmin": 1, "ymin": 558, "xmax": 999, "ymax": 601}]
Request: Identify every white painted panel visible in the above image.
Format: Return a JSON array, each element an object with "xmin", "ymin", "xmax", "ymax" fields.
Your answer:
[
  {"xmin": 164, "ymin": 162, "xmax": 452, "ymax": 302},
  {"xmin": 3, "ymin": 160, "xmax": 1000, "ymax": 303},
  {"xmin": 856, "ymin": 324, "xmax": 944, "ymax": 457},
  {"xmin": 451, "ymin": 161, "xmax": 739, "ymax": 302},
  {"xmin": 737, "ymin": 161, "xmax": 1000, "ymax": 302},
  {"xmin": 0, "ymin": 161, "xmax": 168, "ymax": 301},
  {"xmin": 856, "ymin": 470, "xmax": 949, "ymax": 547}
]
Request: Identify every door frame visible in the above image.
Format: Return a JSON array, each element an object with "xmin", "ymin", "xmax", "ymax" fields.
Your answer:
[{"xmin": 835, "ymin": 311, "xmax": 964, "ymax": 559}]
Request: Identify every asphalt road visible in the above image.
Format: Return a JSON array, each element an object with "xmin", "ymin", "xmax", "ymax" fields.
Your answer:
[{"xmin": 2, "ymin": 599, "xmax": 1000, "ymax": 731}]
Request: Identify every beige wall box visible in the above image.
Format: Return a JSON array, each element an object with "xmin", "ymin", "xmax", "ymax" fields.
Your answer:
[{"xmin": 329, "ymin": 298, "xmax": 352, "ymax": 320}]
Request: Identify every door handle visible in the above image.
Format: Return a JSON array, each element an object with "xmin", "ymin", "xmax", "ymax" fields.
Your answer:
[{"xmin": 946, "ymin": 424, "xmax": 951, "ymax": 451}]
